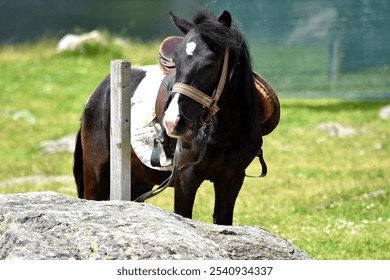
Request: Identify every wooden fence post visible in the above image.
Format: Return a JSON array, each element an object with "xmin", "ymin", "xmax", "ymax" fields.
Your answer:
[{"xmin": 110, "ymin": 60, "xmax": 131, "ymax": 200}]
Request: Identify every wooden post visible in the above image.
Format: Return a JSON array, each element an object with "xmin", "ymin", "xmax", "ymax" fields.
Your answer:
[{"xmin": 110, "ymin": 60, "xmax": 131, "ymax": 200}]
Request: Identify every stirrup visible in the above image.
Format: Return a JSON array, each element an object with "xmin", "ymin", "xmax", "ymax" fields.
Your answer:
[{"xmin": 150, "ymin": 129, "xmax": 174, "ymax": 168}]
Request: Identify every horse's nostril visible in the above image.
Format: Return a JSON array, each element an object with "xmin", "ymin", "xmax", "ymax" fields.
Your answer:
[
  {"xmin": 177, "ymin": 115, "xmax": 188, "ymax": 127},
  {"xmin": 163, "ymin": 115, "xmax": 180, "ymax": 136},
  {"xmin": 174, "ymin": 115, "xmax": 180, "ymax": 126}
]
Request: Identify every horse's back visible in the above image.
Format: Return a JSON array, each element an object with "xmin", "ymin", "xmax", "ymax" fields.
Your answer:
[
  {"xmin": 76, "ymin": 67, "xmax": 170, "ymax": 200},
  {"xmin": 81, "ymin": 67, "xmax": 149, "ymax": 159}
]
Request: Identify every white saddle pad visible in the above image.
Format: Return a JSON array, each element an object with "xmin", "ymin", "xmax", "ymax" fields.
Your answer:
[{"xmin": 131, "ymin": 65, "xmax": 172, "ymax": 171}]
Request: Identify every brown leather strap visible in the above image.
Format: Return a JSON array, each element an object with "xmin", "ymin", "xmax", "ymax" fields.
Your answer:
[
  {"xmin": 171, "ymin": 48, "xmax": 230, "ymax": 117},
  {"xmin": 245, "ymin": 148, "xmax": 267, "ymax": 178},
  {"xmin": 211, "ymin": 48, "xmax": 230, "ymax": 111},
  {"xmin": 135, "ymin": 124, "xmax": 210, "ymax": 202},
  {"xmin": 172, "ymin": 83, "xmax": 215, "ymax": 108}
]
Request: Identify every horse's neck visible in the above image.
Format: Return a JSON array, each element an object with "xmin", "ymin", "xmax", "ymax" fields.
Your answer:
[
  {"xmin": 225, "ymin": 70, "xmax": 256, "ymax": 114},
  {"xmin": 215, "ymin": 75, "xmax": 259, "ymax": 136}
]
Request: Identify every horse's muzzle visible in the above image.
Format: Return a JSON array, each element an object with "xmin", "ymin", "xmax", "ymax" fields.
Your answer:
[
  {"xmin": 163, "ymin": 114, "xmax": 198, "ymax": 141},
  {"xmin": 163, "ymin": 115, "xmax": 180, "ymax": 138}
]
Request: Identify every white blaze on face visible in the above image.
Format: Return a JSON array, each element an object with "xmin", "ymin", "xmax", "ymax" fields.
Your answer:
[
  {"xmin": 163, "ymin": 93, "xmax": 181, "ymax": 138},
  {"xmin": 186, "ymin": 41, "xmax": 197, "ymax": 56}
]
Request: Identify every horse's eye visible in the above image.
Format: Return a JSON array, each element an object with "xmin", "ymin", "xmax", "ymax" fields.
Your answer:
[{"xmin": 204, "ymin": 62, "xmax": 215, "ymax": 69}]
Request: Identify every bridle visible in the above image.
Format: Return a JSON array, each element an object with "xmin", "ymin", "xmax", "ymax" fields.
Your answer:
[
  {"xmin": 171, "ymin": 48, "xmax": 230, "ymax": 117},
  {"xmin": 134, "ymin": 48, "xmax": 231, "ymax": 202}
]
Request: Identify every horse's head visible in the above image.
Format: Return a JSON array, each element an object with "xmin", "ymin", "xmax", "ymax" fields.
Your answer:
[{"xmin": 163, "ymin": 10, "xmax": 233, "ymax": 140}]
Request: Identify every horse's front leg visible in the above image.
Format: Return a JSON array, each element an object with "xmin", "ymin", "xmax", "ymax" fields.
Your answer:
[
  {"xmin": 213, "ymin": 171, "xmax": 245, "ymax": 225},
  {"xmin": 173, "ymin": 167, "xmax": 203, "ymax": 219}
]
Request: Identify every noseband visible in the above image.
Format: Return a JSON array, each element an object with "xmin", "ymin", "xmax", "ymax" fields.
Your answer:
[{"xmin": 171, "ymin": 48, "xmax": 230, "ymax": 117}]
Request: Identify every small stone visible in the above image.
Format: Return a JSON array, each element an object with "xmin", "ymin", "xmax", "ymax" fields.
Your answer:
[
  {"xmin": 378, "ymin": 105, "xmax": 390, "ymax": 120},
  {"xmin": 316, "ymin": 122, "xmax": 356, "ymax": 137}
]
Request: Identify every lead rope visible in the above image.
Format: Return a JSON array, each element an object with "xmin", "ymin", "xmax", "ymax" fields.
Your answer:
[
  {"xmin": 134, "ymin": 124, "xmax": 210, "ymax": 202},
  {"xmin": 134, "ymin": 140, "xmax": 181, "ymax": 202}
]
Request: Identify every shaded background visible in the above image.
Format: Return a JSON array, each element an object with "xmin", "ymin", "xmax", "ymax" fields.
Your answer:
[
  {"xmin": 1, "ymin": 0, "xmax": 389, "ymax": 99},
  {"xmin": 1, "ymin": 1, "xmax": 389, "ymax": 260}
]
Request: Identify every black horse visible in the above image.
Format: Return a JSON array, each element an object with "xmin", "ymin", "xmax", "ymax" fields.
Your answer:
[{"xmin": 74, "ymin": 9, "xmax": 277, "ymax": 225}]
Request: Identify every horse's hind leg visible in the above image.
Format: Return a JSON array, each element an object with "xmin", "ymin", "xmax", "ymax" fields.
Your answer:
[
  {"xmin": 80, "ymin": 121, "xmax": 111, "ymax": 200},
  {"xmin": 213, "ymin": 172, "xmax": 245, "ymax": 225},
  {"xmin": 81, "ymin": 142, "xmax": 110, "ymax": 200},
  {"xmin": 131, "ymin": 174, "xmax": 154, "ymax": 200}
]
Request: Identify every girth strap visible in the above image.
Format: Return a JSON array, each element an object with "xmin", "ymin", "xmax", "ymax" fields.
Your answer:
[{"xmin": 245, "ymin": 148, "xmax": 267, "ymax": 178}]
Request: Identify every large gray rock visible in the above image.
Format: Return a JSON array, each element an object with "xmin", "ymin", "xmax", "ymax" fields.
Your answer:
[{"xmin": 0, "ymin": 192, "xmax": 312, "ymax": 260}]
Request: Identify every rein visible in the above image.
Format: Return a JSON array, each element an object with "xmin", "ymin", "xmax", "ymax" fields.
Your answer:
[{"xmin": 134, "ymin": 125, "xmax": 210, "ymax": 202}]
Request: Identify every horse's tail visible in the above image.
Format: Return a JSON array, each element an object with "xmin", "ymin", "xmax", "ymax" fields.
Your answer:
[{"xmin": 73, "ymin": 129, "xmax": 84, "ymax": 198}]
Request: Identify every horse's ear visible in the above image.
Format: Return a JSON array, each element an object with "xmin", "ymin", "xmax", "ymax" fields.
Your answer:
[
  {"xmin": 169, "ymin": 11, "xmax": 193, "ymax": 34},
  {"xmin": 218, "ymin": 10, "xmax": 232, "ymax": 28}
]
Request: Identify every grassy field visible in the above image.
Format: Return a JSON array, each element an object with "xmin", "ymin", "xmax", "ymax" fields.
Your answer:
[{"xmin": 0, "ymin": 38, "xmax": 389, "ymax": 259}]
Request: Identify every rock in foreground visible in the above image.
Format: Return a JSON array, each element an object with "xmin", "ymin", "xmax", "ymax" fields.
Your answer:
[{"xmin": 0, "ymin": 192, "xmax": 312, "ymax": 260}]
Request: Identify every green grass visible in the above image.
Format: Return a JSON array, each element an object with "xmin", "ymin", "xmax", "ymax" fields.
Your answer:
[
  {"xmin": 0, "ymin": 38, "xmax": 160, "ymax": 181},
  {"xmin": 0, "ymin": 39, "xmax": 389, "ymax": 260},
  {"xmin": 150, "ymin": 100, "xmax": 390, "ymax": 259},
  {"xmin": 251, "ymin": 44, "xmax": 390, "ymax": 98}
]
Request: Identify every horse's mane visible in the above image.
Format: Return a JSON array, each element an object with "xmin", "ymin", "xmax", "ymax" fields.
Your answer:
[
  {"xmin": 192, "ymin": 10, "xmax": 247, "ymax": 59},
  {"xmin": 192, "ymin": 9, "xmax": 258, "ymax": 120}
]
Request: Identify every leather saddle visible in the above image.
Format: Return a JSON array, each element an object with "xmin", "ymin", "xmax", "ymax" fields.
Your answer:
[{"xmin": 158, "ymin": 36, "xmax": 183, "ymax": 74}]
